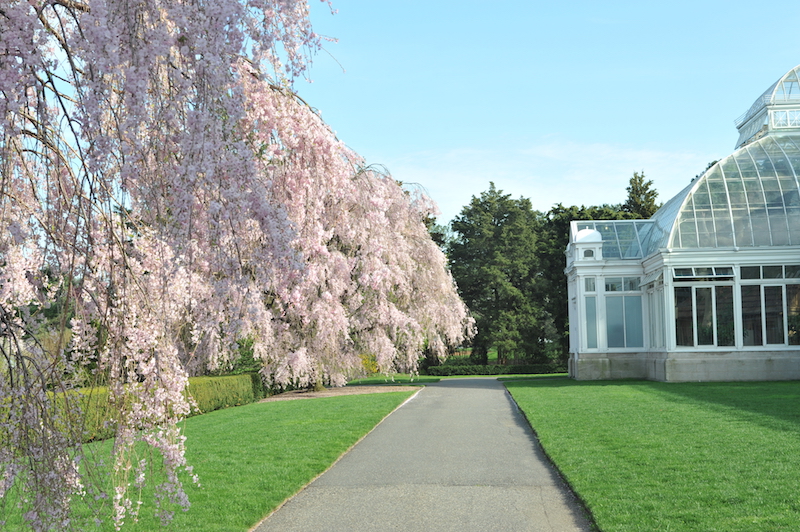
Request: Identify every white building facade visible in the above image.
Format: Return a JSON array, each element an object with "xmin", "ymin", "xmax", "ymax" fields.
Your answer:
[{"xmin": 566, "ymin": 65, "xmax": 800, "ymax": 381}]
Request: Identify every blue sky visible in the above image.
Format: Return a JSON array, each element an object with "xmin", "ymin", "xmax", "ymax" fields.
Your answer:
[{"xmin": 294, "ymin": 0, "xmax": 800, "ymax": 224}]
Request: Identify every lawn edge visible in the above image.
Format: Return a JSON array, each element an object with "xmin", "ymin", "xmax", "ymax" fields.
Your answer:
[
  {"xmin": 503, "ymin": 383, "xmax": 601, "ymax": 532},
  {"xmin": 247, "ymin": 387, "xmax": 423, "ymax": 531}
]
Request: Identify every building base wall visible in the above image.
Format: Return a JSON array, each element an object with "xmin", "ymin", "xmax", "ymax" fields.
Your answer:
[{"xmin": 571, "ymin": 351, "xmax": 800, "ymax": 382}]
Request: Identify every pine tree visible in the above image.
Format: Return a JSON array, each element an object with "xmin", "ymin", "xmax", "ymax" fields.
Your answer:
[{"xmin": 622, "ymin": 171, "xmax": 661, "ymax": 219}]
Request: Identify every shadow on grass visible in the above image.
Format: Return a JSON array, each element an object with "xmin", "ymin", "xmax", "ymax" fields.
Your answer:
[{"xmin": 507, "ymin": 378, "xmax": 800, "ymax": 433}]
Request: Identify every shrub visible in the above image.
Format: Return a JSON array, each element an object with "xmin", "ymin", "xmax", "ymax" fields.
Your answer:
[
  {"xmin": 441, "ymin": 356, "xmax": 474, "ymax": 366},
  {"xmin": 53, "ymin": 373, "xmax": 267, "ymax": 444},
  {"xmin": 186, "ymin": 374, "xmax": 264, "ymax": 414},
  {"xmin": 426, "ymin": 364, "xmax": 567, "ymax": 376}
]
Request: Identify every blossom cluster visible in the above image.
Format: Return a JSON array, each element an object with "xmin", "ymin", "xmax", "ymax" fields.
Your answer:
[{"xmin": 0, "ymin": 1, "xmax": 473, "ymax": 530}]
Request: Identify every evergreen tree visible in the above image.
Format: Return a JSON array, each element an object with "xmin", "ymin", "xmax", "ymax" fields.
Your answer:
[
  {"xmin": 622, "ymin": 171, "xmax": 661, "ymax": 219},
  {"xmin": 448, "ymin": 184, "xmax": 553, "ymax": 365},
  {"xmin": 538, "ymin": 204, "xmax": 638, "ymax": 359}
]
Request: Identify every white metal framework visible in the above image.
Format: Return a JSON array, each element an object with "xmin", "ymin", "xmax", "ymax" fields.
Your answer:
[{"xmin": 565, "ymin": 64, "xmax": 800, "ymax": 382}]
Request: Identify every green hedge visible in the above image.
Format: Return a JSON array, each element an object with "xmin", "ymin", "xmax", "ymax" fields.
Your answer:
[
  {"xmin": 55, "ymin": 373, "xmax": 266, "ymax": 443},
  {"xmin": 186, "ymin": 373, "xmax": 265, "ymax": 415},
  {"xmin": 426, "ymin": 364, "xmax": 567, "ymax": 376}
]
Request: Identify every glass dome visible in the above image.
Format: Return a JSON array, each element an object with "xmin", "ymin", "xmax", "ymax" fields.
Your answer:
[
  {"xmin": 666, "ymin": 134, "xmax": 800, "ymax": 249},
  {"xmin": 570, "ymin": 65, "xmax": 800, "ymax": 257},
  {"xmin": 735, "ymin": 64, "xmax": 800, "ymax": 148}
]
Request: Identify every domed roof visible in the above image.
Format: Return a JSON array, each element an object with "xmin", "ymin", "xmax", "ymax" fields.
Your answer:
[
  {"xmin": 663, "ymin": 134, "xmax": 800, "ymax": 249},
  {"xmin": 571, "ymin": 65, "xmax": 800, "ymax": 258},
  {"xmin": 735, "ymin": 65, "xmax": 800, "ymax": 148},
  {"xmin": 574, "ymin": 228, "xmax": 602, "ymax": 243},
  {"xmin": 648, "ymin": 65, "xmax": 800, "ymax": 252}
]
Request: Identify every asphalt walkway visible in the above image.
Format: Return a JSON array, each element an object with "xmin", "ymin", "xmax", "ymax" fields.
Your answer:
[{"xmin": 252, "ymin": 377, "xmax": 594, "ymax": 532}]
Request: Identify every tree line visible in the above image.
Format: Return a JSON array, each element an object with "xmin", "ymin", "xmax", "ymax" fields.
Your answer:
[{"xmin": 442, "ymin": 172, "xmax": 660, "ymax": 365}]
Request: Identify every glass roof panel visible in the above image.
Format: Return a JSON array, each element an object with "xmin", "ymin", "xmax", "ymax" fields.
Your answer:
[
  {"xmin": 571, "ymin": 220, "xmax": 650, "ymax": 260},
  {"xmin": 666, "ymin": 133, "xmax": 800, "ymax": 249},
  {"xmin": 575, "ymin": 67, "xmax": 800, "ymax": 257}
]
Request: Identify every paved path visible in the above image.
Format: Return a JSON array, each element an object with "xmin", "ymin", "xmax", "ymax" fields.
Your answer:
[{"xmin": 252, "ymin": 378, "xmax": 594, "ymax": 532}]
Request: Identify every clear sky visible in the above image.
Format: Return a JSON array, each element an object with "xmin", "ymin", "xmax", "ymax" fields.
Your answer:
[{"xmin": 293, "ymin": 0, "xmax": 800, "ymax": 224}]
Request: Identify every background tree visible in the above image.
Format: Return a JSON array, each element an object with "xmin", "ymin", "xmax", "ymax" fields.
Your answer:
[
  {"xmin": 537, "ymin": 204, "xmax": 639, "ymax": 361},
  {"xmin": 622, "ymin": 171, "xmax": 661, "ymax": 218},
  {"xmin": 448, "ymin": 184, "xmax": 553, "ymax": 365}
]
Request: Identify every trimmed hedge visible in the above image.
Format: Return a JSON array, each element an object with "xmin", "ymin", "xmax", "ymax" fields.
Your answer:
[
  {"xmin": 186, "ymin": 373, "xmax": 265, "ymax": 415},
  {"xmin": 426, "ymin": 364, "xmax": 567, "ymax": 376},
  {"xmin": 57, "ymin": 373, "xmax": 266, "ymax": 443}
]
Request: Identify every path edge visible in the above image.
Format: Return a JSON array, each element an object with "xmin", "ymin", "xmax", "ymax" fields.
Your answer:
[
  {"xmin": 248, "ymin": 386, "xmax": 424, "ymax": 531},
  {"xmin": 502, "ymin": 384, "xmax": 601, "ymax": 532}
]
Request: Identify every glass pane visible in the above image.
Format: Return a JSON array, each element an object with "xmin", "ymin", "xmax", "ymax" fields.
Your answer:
[
  {"xmin": 715, "ymin": 286, "xmax": 735, "ymax": 347},
  {"xmin": 764, "ymin": 286, "xmax": 785, "ymax": 344},
  {"xmin": 625, "ymin": 296, "xmax": 643, "ymax": 348},
  {"xmin": 788, "ymin": 285, "xmax": 800, "ymax": 345},
  {"xmin": 674, "ymin": 268, "xmax": 693, "ymax": 277},
  {"xmin": 696, "ymin": 287, "xmax": 714, "ymax": 345},
  {"xmin": 586, "ymin": 297, "xmax": 597, "ymax": 349},
  {"xmin": 675, "ymin": 287, "xmax": 694, "ymax": 346},
  {"xmin": 648, "ymin": 292, "xmax": 657, "ymax": 348},
  {"xmin": 695, "ymin": 267, "xmax": 713, "ymax": 276},
  {"xmin": 741, "ymin": 285, "xmax": 763, "ymax": 346},
  {"xmin": 585, "ymin": 277, "xmax": 596, "ymax": 292},
  {"xmin": 741, "ymin": 266, "xmax": 761, "ymax": 279},
  {"xmin": 715, "ymin": 267, "xmax": 734, "ymax": 276},
  {"xmin": 751, "ymin": 209, "xmax": 771, "ymax": 246},
  {"xmin": 786, "ymin": 265, "xmax": 800, "ymax": 278},
  {"xmin": 605, "ymin": 278, "xmax": 622, "ymax": 292},
  {"xmin": 606, "ymin": 297, "xmax": 625, "ymax": 348},
  {"xmin": 624, "ymin": 277, "xmax": 640, "ymax": 291},
  {"xmin": 763, "ymin": 265, "xmax": 783, "ymax": 279}
]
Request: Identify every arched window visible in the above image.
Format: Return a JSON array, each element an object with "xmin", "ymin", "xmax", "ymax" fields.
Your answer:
[{"xmin": 584, "ymin": 249, "xmax": 594, "ymax": 258}]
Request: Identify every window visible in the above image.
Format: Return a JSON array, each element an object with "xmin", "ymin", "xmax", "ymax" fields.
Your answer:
[
  {"xmin": 605, "ymin": 277, "xmax": 640, "ymax": 292},
  {"xmin": 789, "ymin": 285, "xmax": 800, "ymax": 345},
  {"xmin": 742, "ymin": 284, "xmax": 792, "ymax": 345},
  {"xmin": 606, "ymin": 296, "xmax": 643, "ymax": 348},
  {"xmin": 742, "ymin": 285, "xmax": 763, "ymax": 345},
  {"xmin": 586, "ymin": 296, "xmax": 597, "ymax": 349},
  {"xmin": 675, "ymin": 287, "xmax": 693, "ymax": 346},
  {"xmin": 603, "ymin": 276, "xmax": 643, "ymax": 348},
  {"xmin": 673, "ymin": 266, "xmax": 735, "ymax": 281},
  {"xmin": 648, "ymin": 287, "xmax": 665, "ymax": 349},
  {"xmin": 772, "ymin": 109, "xmax": 800, "ymax": 128},
  {"xmin": 739, "ymin": 265, "xmax": 800, "ymax": 346},
  {"xmin": 583, "ymin": 249, "xmax": 594, "ymax": 258},
  {"xmin": 585, "ymin": 277, "xmax": 596, "ymax": 292},
  {"xmin": 674, "ymin": 285, "xmax": 734, "ymax": 347},
  {"xmin": 741, "ymin": 266, "xmax": 761, "ymax": 279}
]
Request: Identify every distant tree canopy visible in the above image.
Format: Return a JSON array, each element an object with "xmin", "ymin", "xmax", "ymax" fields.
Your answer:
[
  {"xmin": 538, "ymin": 204, "xmax": 639, "ymax": 357},
  {"xmin": 622, "ymin": 171, "xmax": 661, "ymax": 219},
  {"xmin": 448, "ymin": 183, "xmax": 555, "ymax": 365},
  {"xmin": 446, "ymin": 173, "xmax": 660, "ymax": 364}
]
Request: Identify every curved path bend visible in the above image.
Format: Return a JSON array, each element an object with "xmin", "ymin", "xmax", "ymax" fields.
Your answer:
[{"xmin": 253, "ymin": 377, "xmax": 593, "ymax": 532}]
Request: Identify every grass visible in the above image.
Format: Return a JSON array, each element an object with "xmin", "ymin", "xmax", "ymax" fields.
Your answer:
[
  {"xmin": 505, "ymin": 379, "xmax": 800, "ymax": 532},
  {"xmin": 496, "ymin": 373, "xmax": 569, "ymax": 382},
  {"xmin": 3, "ymin": 391, "xmax": 415, "ymax": 532},
  {"xmin": 346, "ymin": 373, "xmax": 440, "ymax": 385}
]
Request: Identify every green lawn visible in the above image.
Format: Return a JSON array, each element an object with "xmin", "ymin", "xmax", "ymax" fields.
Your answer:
[
  {"xmin": 347, "ymin": 373, "xmax": 440, "ymax": 385},
  {"xmin": 505, "ymin": 379, "xmax": 800, "ymax": 531},
  {"xmin": 496, "ymin": 374, "xmax": 569, "ymax": 382},
  {"xmin": 3, "ymin": 392, "xmax": 415, "ymax": 532}
]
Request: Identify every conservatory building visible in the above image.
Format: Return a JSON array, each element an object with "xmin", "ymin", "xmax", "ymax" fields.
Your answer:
[{"xmin": 566, "ymin": 64, "xmax": 800, "ymax": 381}]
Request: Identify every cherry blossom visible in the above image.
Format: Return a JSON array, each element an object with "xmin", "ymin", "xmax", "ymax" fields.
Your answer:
[{"xmin": 0, "ymin": 1, "xmax": 473, "ymax": 529}]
